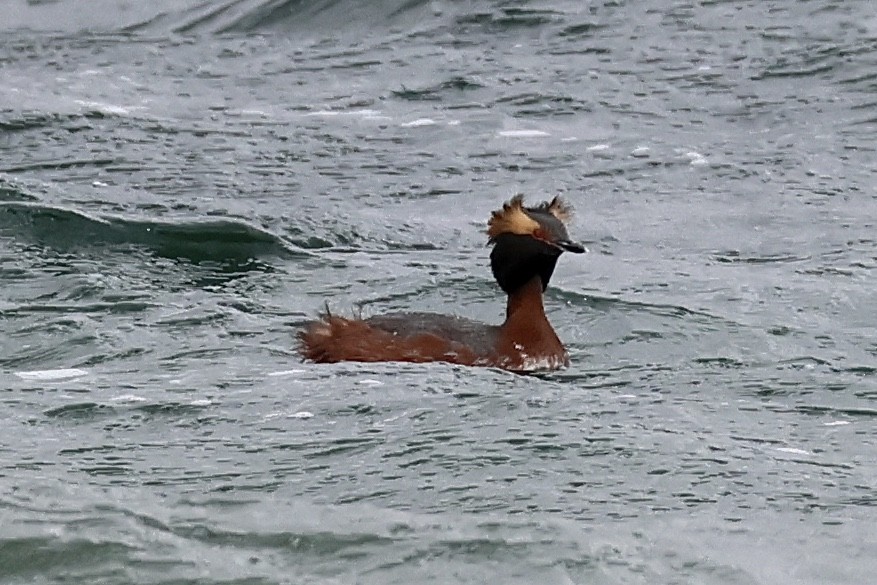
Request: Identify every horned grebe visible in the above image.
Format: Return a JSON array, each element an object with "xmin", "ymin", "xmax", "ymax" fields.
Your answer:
[{"xmin": 298, "ymin": 194, "xmax": 584, "ymax": 372}]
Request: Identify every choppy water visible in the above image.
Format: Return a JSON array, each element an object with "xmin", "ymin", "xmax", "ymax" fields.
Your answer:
[{"xmin": 2, "ymin": 1, "xmax": 876, "ymax": 583}]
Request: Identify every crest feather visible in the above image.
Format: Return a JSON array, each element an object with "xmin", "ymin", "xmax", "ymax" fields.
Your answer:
[
  {"xmin": 549, "ymin": 196, "xmax": 574, "ymax": 222},
  {"xmin": 487, "ymin": 194, "xmax": 539, "ymax": 241},
  {"xmin": 532, "ymin": 196, "xmax": 574, "ymax": 223},
  {"xmin": 486, "ymin": 194, "xmax": 575, "ymax": 241}
]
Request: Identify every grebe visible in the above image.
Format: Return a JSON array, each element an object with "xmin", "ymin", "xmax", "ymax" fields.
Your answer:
[{"xmin": 298, "ymin": 194, "xmax": 585, "ymax": 372}]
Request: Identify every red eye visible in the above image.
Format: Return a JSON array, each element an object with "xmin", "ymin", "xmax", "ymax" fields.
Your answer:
[{"xmin": 533, "ymin": 228, "xmax": 548, "ymax": 241}]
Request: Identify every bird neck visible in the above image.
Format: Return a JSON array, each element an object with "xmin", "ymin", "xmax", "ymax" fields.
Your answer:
[{"xmin": 504, "ymin": 275, "xmax": 548, "ymax": 323}]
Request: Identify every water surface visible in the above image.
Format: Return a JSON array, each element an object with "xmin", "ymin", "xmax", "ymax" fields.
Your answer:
[{"xmin": 2, "ymin": 1, "xmax": 876, "ymax": 583}]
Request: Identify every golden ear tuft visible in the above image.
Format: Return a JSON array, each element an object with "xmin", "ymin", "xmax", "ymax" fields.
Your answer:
[
  {"xmin": 528, "ymin": 196, "xmax": 574, "ymax": 224},
  {"xmin": 487, "ymin": 194, "xmax": 539, "ymax": 241},
  {"xmin": 546, "ymin": 196, "xmax": 574, "ymax": 223}
]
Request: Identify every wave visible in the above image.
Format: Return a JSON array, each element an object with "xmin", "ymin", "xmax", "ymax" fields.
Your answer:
[
  {"xmin": 0, "ymin": 201, "xmax": 311, "ymax": 264},
  {"xmin": 5, "ymin": 0, "xmax": 577, "ymax": 38},
  {"xmin": 102, "ymin": 0, "xmax": 448, "ymax": 36},
  {"xmin": 195, "ymin": 0, "xmax": 441, "ymax": 35}
]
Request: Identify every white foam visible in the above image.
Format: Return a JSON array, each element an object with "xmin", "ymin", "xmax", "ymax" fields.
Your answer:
[
  {"xmin": 15, "ymin": 368, "xmax": 88, "ymax": 381},
  {"xmin": 684, "ymin": 151, "xmax": 709, "ymax": 166},
  {"xmin": 289, "ymin": 411, "xmax": 314, "ymax": 419},
  {"xmin": 518, "ymin": 355, "xmax": 566, "ymax": 371},
  {"xmin": 497, "ymin": 129, "xmax": 550, "ymax": 138},
  {"xmin": 305, "ymin": 109, "xmax": 385, "ymax": 119},
  {"xmin": 776, "ymin": 447, "xmax": 811, "ymax": 456},
  {"xmin": 359, "ymin": 379, "xmax": 383, "ymax": 386},
  {"xmin": 401, "ymin": 118, "xmax": 437, "ymax": 127},
  {"xmin": 111, "ymin": 394, "xmax": 147, "ymax": 403},
  {"xmin": 588, "ymin": 144, "xmax": 613, "ymax": 159},
  {"xmin": 74, "ymin": 100, "xmax": 132, "ymax": 116},
  {"xmin": 824, "ymin": 420, "xmax": 851, "ymax": 427},
  {"xmin": 267, "ymin": 369, "xmax": 307, "ymax": 377},
  {"xmin": 631, "ymin": 146, "xmax": 651, "ymax": 158},
  {"xmin": 488, "ymin": 354, "xmax": 566, "ymax": 372}
]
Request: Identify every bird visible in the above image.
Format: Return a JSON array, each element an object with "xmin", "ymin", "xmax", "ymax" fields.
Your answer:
[{"xmin": 298, "ymin": 194, "xmax": 584, "ymax": 372}]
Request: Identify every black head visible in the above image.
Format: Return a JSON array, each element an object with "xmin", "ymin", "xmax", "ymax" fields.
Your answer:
[{"xmin": 487, "ymin": 195, "xmax": 585, "ymax": 294}]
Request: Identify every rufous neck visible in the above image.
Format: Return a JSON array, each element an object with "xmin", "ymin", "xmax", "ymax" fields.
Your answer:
[{"xmin": 505, "ymin": 275, "xmax": 547, "ymax": 322}]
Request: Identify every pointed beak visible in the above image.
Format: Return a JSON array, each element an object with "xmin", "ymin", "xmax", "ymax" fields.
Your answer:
[{"xmin": 557, "ymin": 239, "xmax": 586, "ymax": 254}]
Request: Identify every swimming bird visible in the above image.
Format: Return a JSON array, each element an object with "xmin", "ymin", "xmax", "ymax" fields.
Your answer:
[{"xmin": 298, "ymin": 194, "xmax": 584, "ymax": 372}]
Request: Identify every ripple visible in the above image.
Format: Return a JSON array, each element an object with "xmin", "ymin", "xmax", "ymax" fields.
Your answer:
[
  {"xmin": 712, "ymin": 250, "xmax": 810, "ymax": 264},
  {"xmin": 391, "ymin": 76, "xmax": 486, "ymax": 102}
]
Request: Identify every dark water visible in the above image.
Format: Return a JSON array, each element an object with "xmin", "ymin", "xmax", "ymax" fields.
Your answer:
[{"xmin": 2, "ymin": 1, "xmax": 876, "ymax": 583}]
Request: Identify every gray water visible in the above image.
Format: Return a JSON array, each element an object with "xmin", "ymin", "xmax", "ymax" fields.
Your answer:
[{"xmin": 2, "ymin": 1, "xmax": 876, "ymax": 583}]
